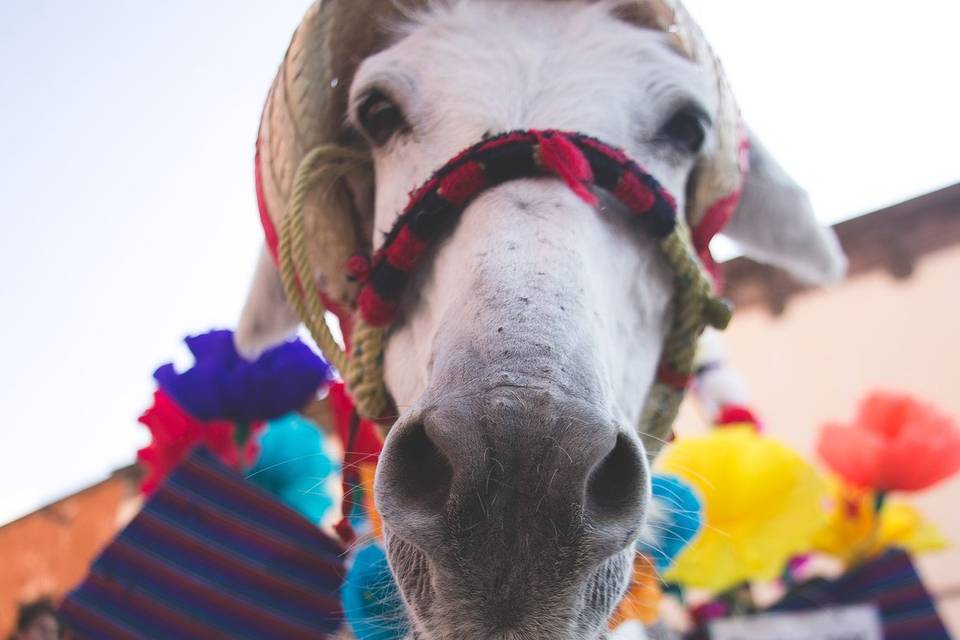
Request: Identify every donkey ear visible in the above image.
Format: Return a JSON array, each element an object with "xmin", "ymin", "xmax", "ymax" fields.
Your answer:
[
  {"xmin": 721, "ymin": 129, "xmax": 847, "ymax": 285},
  {"xmin": 235, "ymin": 246, "xmax": 300, "ymax": 359}
]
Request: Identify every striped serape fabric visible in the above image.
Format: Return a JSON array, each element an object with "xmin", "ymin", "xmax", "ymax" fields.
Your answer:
[
  {"xmin": 771, "ymin": 548, "xmax": 949, "ymax": 640},
  {"xmin": 60, "ymin": 448, "xmax": 346, "ymax": 639}
]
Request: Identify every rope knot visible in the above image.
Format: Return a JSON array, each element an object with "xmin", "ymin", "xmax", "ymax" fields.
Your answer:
[{"xmin": 703, "ymin": 297, "xmax": 733, "ymax": 330}]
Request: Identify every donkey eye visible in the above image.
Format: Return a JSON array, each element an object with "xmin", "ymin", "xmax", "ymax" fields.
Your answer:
[
  {"xmin": 659, "ymin": 107, "xmax": 709, "ymax": 155},
  {"xmin": 356, "ymin": 89, "xmax": 408, "ymax": 147}
]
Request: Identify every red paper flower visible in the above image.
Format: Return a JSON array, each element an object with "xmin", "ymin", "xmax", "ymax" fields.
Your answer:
[
  {"xmin": 817, "ymin": 391, "xmax": 960, "ymax": 492},
  {"xmin": 327, "ymin": 382, "xmax": 383, "ymax": 468},
  {"xmin": 137, "ymin": 389, "xmax": 261, "ymax": 494}
]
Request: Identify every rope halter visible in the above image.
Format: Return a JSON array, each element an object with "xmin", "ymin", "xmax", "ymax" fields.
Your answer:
[{"xmin": 278, "ymin": 129, "xmax": 731, "ymax": 451}]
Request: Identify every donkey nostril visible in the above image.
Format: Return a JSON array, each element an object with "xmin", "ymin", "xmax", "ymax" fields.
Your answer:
[
  {"xmin": 388, "ymin": 420, "xmax": 453, "ymax": 513},
  {"xmin": 586, "ymin": 433, "xmax": 646, "ymax": 521}
]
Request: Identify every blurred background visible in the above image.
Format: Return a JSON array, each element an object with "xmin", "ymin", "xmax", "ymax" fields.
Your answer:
[{"xmin": 1, "ymin": 0, "xmax": 958, "ymax": 637}]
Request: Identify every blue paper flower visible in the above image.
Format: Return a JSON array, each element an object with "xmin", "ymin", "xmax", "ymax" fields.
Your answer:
[
  {"xmin": 342, "ymin": 544, "xmax": 406, "ymax": 640},
  {"xmin": 247, "ymin": 413, "xmax": 337, "ymax": 524},
  {"xmin": 154, "ymin": 329, "xmax": 333, "ymax": 423},
  {"xmin": 639, "ymin": 474, "xmax": 703, "ymax": 572}
]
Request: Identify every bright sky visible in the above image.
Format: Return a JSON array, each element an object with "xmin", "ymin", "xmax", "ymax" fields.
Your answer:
[{"xmin": 1, "ymin": 1, "xmax": 958, "ymax": 526}]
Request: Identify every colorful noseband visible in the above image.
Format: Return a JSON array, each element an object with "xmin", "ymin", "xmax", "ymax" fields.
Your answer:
[{"xmin": 278, "ymin": 129, "xmax": 731, "ymax": 450}]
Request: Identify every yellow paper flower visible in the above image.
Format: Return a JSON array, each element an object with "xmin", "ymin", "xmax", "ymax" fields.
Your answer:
[
  {"xmin": 658, "ymin": 427, "xmax": 826, "ymax": 592},
  {"xmin": 813, "ymin": 481, "xmax": 948, "ymax": 565}
]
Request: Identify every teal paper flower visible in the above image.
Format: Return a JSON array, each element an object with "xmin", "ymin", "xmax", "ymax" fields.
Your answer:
[
  {"xmin": 247, "ymin": 413, "xmax": 336, "ymax": 524},
  {"xmin": 639, "ymin": 474, "xmax": 703, "ymax": 571}
]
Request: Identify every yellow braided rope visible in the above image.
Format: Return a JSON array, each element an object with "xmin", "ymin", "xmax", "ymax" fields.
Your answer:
[
  {"xmin": 277, "ymin": 145, "xmax": 389, "ymax": 418},
  {"xmin": 345, "ymin": 318, "xmax": 389, "ymax": 417},
  {"xmin": 641, "ymin": 223, "xmax": 731, "ymax": 454}
]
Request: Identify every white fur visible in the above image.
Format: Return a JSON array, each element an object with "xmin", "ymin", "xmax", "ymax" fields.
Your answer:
[
  {"xmin": 610, "ymin": 620, "xmax": 651, "ymax": 640},
  {"xmin": 724, "ymin": 130, "xmax": 848, "ymax": 285},
  {"xmin": 235, "ymin": 247, "xmax": 300, "ymax": 359}
]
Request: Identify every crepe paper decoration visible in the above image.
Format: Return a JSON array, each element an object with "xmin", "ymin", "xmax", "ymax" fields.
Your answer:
[
  {"xmin": 817, "ymin": 391, "xmax": 960, "ymax": 492},
  {"xmin": 341, "ymin": 543, "xmax": 407, "ymax": 640},
  {"xmin": 813, "ymin": 481, "xmax": 948, "ymax": 566},
  {"xmin": 154, "ymin": 329, "xmax": 334, "ymax": 423},
  {"xmin": 781, "ymin": 554, "xmax": 813, "ymax": 587},
  {"xmin": 608, "ymin": 553, "xmax": 663, "ymax": 629},
  {"xmin": 770, "ymin": 549, "xmax": 950, "ymax": 640},
  {"xmin": 659, "ymin": 427, "xmax": 826, "ymax": 592},
  {"xmin": 59, "ymin": 448, "xmax": 346, "ymax": 640},
  {"xmin": 690, "ymin": 600, "xmax": 731, "ymax": 627},
  {"xmin": 137, "ymin": 389, "xmax": 262, "ymax": 495},
  {"xmin": 327, "ymin": 381, "xmax": 383, "ymax": 468},
  {"xmin": 638, "ymin": 474, "xmax": 703, "ymax": 571},
  {"xmin": 714, "ymin": 403, "xmax": 762, "ymax": 431},
  {"xmin": 358, "ymin": 461, "xmax": 384, "ymax": 542},
  {"xmin": 326, "ymin": 381, "xmax": 385, "ymax": 543},
  {"xmin": 246, "ymin": 413, "xmax": 337, "ymax": 525}
]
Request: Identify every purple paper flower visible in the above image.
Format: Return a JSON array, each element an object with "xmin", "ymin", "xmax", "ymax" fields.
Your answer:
[{"xmin": 154, "ymin": 330, "xmax": 334, "ymax": 423}]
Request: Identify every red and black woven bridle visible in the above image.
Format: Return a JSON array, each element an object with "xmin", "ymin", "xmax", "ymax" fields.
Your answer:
[{"xmin": 356, "ymin": 129, "xmax": 681, "ymax": 327}]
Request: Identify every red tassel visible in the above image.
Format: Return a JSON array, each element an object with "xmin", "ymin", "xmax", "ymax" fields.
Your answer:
[
  {"xmin": 358, "ymin": 287, "xmax": 398, "ymax": 327},
  {"xmin": 386, "ymin": 227, "xmax": 429, "ymax": 272},
  {"xmin": 692, "ymin": 189, "xmax": 741, "ymax": 292},
  {"xmin": 439, "ymin": 160, "xmax": 488, "ymax": 205},
  {"xmin": 345, "ymin": 254, "xmax": 371, "ymax": 282},
  {"xmin": 534, "ymin": 131, "xmax": 597, "ymax": 206},
  {"xmin": 334, "ymin": 518, "xmax": 356, "ymax": 545},
  {"xmin": 614, "ymin": 171, "xmax": 656, "ymax": 214}
]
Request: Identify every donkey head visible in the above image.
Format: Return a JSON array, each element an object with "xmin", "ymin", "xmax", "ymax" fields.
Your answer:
[{"xmin": 238, "ymin": 1, "xmax": 845, "ymax": 638}]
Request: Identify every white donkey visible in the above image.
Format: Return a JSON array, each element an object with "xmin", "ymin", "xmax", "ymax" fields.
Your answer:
[{"xmin": 237, "ymin": 1, "xmax": 845, "ymax": 638}]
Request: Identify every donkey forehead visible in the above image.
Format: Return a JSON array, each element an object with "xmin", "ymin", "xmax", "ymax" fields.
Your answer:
[{"xmin": 350, "ymin": 0, "xmax": 715, "ymax": 150}]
